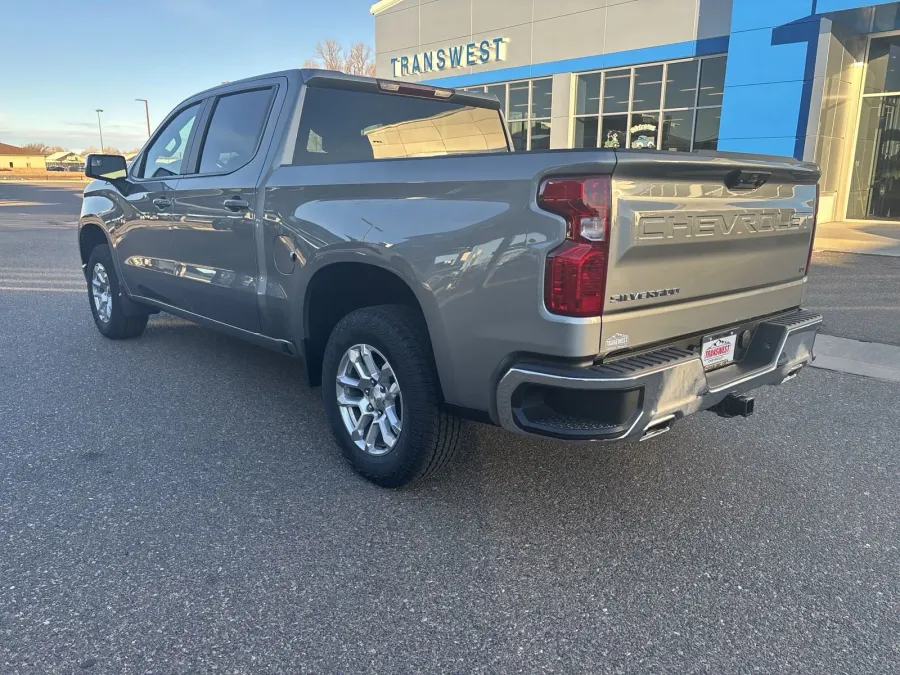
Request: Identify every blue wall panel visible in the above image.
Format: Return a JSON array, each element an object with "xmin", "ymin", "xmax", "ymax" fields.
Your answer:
[
  {"xmin": 723, "ymin": 23, "xmax": 819, "ymax": 87},
  {"xmin": 718, "ymin": 0, "xmax": 826, "ymax": 159},
  {"xmin": 718, "ymin": 137, "xmax": 800, "ymax": 156},
  {"xmin": 730, "ymin": 0, "xmax": 816, "ymax": 31},
  {"xmin": 718, "ymin": 81, "xmax": 810, "ymax": 139},
  {"xmin": 817, "ymin": 0, "xmax": 893, "ymax": 11}
]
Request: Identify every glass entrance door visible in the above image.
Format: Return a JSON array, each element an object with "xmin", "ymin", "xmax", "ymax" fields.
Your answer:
[{"xmin": 848, "ymin": 34, "xmax": 900, "ymax": 220}]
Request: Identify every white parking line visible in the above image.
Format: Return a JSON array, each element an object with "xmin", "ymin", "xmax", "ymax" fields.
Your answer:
[
  {"xmin": 1, "ymin": 271, "xmax": 83, "ymax": 278},
  {"xmin": 0, "ymin": 267, "xmax": 83, "ymax": 272},
  {"xmin": 0, "ymin": 221, "xmax": 79, "ymax": 229},
  {"xmin": 813, "ymin": 335, "xmax": 900, "ymax": 384},
  {"xmin": 0, "ymin": 287, "xmax": 83, "ymax": 292},
  {"xmin": 1, "ymin": 277, "xmax": 82, "ymax": 283},
  {"xmin": 0, "ymin": 268, "xmax": 85, "ymax": 292}
]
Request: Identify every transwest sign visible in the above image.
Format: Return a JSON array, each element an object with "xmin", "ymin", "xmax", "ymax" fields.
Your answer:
[{"xmin": 391, "ymin": 37, "xmax": 506, "ymax": 78}]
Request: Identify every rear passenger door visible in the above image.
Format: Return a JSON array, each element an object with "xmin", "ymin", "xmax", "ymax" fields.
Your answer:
[{"xmin": 168, "ymin": 80, "xmax": 283, "ymax": 332}]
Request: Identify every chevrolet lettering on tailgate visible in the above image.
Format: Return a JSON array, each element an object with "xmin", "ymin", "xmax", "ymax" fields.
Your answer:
[{"xmin": 636, "ymin": 209, "xmax": 813, "ymax": 242}]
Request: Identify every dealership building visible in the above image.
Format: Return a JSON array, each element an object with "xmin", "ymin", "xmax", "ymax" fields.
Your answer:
[{"xmin": 372, "ymin": 0, "xmax": 900, "ymax": 224}]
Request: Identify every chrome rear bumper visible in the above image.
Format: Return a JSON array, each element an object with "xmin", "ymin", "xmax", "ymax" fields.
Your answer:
[{"xmin": 495, "ymin": 310, "xmax": 823, "ymax": 442}]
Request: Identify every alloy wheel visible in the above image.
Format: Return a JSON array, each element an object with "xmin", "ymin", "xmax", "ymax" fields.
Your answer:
[
  {"xmin": 336, "ymin": 344, "xmax": 403, "ymax": 456},
  {"xmin": 91, "ymin": 263, "xmax": 112, "ymax": 323}
]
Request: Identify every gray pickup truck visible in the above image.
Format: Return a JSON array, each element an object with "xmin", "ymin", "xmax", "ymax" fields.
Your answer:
[{"xmin": 80, "ymin": 69, "xmax": 822, "ymax": 487}]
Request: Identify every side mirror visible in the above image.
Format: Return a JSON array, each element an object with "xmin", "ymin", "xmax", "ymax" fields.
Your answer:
[{"xmin": 85, "ymin": 154, "xmax": 127, "ymax": 181}]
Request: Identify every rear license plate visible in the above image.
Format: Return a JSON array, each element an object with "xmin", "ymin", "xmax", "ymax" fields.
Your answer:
[{"xmin": 701, "ymin": 333, "xmax": 738, "ymax": 370}]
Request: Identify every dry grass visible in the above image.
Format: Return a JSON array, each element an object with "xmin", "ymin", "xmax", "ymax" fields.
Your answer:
[{"xmin": 0, "ymin": 169, "xmax": 88, "ymax": 181}]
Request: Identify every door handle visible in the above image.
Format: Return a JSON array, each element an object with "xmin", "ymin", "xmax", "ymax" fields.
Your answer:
[
  {"xmin": 223, "ymin": 198, "xmax": 250, "ymax": 212},
  {"xmin": 152, "ymin": 198, "xmax": 171, "ymax": 210}
]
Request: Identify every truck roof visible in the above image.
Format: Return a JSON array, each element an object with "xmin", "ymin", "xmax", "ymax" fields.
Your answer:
[{"xmin": 190, "ymin": 68, "xmax": 502, "ymax": 111}]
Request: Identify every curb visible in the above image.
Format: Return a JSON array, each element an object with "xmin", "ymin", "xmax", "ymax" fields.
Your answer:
[{"xmin": 812, "ymin": 334, "xmax": 900, "ymax": 384}]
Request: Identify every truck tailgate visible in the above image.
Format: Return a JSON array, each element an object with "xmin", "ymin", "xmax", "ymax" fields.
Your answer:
[{"xmin": 601, "ymin": 151, "xmax": 819, "ymax": 354}]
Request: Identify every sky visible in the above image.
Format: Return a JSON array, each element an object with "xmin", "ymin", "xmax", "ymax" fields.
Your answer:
[{"xmin": 1, "ymin": 0, "xmax": 376, "ymax": 151}]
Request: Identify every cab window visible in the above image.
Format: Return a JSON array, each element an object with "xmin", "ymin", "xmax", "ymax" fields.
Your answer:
[
  {"xmin": 197, "ymin": 88, "xmax": 274, "ymax": 174},
  {"xmin": 292, "ymin": 87, "xmax": 509, "ymax": 165},
  {"xmin": 139, "ymin": 103, "xmax": 200, "ymax": 179}
]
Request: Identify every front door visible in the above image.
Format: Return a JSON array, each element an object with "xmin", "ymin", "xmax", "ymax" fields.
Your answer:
[
  {"xmin": 117, "ymin": 101, "xmax": 205, "ymax": 305},
  {"xmin": 168, "ymin": 85, "xmax": 280, "ymax": 333}
]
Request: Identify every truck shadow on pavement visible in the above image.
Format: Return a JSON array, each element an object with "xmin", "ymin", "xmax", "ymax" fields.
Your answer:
[{"xmin": 130, "ymin": 313, "xmax": 758, "ymax": 522}]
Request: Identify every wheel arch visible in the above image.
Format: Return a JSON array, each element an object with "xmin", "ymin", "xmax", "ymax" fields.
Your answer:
[
  {"xmin": 77, "ymin": 220, "xmax": 112, "ymax": 279},
  {"xmin": 301, "ymin": 260, "xmax": 452, "ymax": 399},
  {"xmin": 78, "ymin": 218, "xmax": 150, "ymax": 317}
]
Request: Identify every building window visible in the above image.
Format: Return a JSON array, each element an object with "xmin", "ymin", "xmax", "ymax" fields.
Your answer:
[
  {"xmin": 847, "ymin": 34, "xmax": 900, "ymax": 220},
  {"xmin": 573, "ymin": 55, "xmax": 726, "ymax": 151},
  {"xmin": 462, "ymin": 77, "xmax": 553, "ymax": 151}
]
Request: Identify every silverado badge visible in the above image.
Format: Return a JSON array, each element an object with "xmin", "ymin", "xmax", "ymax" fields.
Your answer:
[{"xmin": 609, "ymin": 288, "xmax": 680, "ymax": 303}]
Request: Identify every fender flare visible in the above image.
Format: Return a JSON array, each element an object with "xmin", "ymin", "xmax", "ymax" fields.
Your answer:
[
  {"xmin": 78, "ymin": 217, "xmax": 151, "ymax": 317},
  {"xmin": 296, "ymin": 249, "xmax": 457, "ymax": 401}
]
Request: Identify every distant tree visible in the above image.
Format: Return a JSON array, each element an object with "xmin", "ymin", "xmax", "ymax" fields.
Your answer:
[
  {"xmin": 304, "ymin": 38, "xmax": 344, "ymax": 71},
  {"xmin": 345, "ymin": 43, "xmax": 377, "ymax": 77},
  {"xmin": 21, "ymin": 143, "xmax": 51, "ymax": 154},
  {"xmin": 304, "ymin": 39, "xmax": 376, "ymax": 77},
  {"xmin": 19, "ymin": 143, "xmax": 68, "ymax": 154},
  {"xmin": 81, "ymin": 145, "xmax": 123, "ymax": 155}
]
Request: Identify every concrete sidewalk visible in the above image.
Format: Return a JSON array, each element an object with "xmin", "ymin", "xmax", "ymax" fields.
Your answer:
[
  {"xmin": 814, "ymin": 220, "xmax": 900, "ymax": 257},
  {"xmin": 813, "ymin": 334, "xmax": 900, "ymax": 384}
]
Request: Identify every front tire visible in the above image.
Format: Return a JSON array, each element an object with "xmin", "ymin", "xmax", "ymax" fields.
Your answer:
[
  {"xmin": 86, "ymin": 244, "xmax": 148, "ymax": 340},
  {"xmin": 322, "ymin": 305, "xmax": 461, "ymax": 488}
]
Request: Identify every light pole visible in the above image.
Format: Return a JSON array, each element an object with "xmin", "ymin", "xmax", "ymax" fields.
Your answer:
[
  {"xmin": 135, "ymin": 98, "xmax": 151, "ymax": 137},
  {"xmin": 95, "ymin": 109, "xmax": 105, "ymax": 153}
]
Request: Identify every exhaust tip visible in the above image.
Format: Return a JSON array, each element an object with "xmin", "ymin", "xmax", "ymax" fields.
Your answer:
[
  {"xmin": 780, "ymin": 365, "xmax": 804, "ymax": 384},
  {"xmin": 640, "ymin": 415, "xmax": 675, "ymax": 442}
]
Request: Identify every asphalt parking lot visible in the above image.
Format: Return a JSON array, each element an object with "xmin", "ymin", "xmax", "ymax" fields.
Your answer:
[
  {"xmin": 2, "ymin": 183, "xmax": 899, "ymax": 674},
  {"xmin": 806, "ymin": 251, "xmax": 900, "ymax": 347}
]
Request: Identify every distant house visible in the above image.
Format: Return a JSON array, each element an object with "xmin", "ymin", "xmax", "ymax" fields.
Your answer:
[
  {"xmin": 0, "ymin": 142, "xmax": 47, "ymax": 171},
  {"xmin": 45, "ymin": 151, "xmax": 84, "ymax": 170}
]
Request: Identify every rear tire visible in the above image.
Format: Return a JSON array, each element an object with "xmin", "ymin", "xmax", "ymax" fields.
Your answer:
[
  {"xmin": 86, "ymin": 244, "xmax": 148, "ymax": 340},
  {"xmin": 322, "ymin": 305, "xmax": 461, "ymax": 488}
]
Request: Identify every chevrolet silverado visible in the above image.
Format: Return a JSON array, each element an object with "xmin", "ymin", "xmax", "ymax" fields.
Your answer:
[{"xmin": 79, "ymin": 69, "xmax": 822, "ymax": 487}]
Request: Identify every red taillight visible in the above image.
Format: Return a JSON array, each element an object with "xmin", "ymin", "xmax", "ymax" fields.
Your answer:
[
  {"xmin": 805, "ymin": 183, "xmax": 820, "ymax": 274},
  {"xmin": 544, "ymin": 241, "xmax": 608, "ymax": 316},
  {"xmin": 538, "ymin": 176, "xmax": 611, "ymax": 317}
]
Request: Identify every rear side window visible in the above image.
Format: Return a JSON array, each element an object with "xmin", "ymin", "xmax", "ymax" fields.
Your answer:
[
  {"xmin": 292, "ymin": 87, "xmax": 508, "ymax": 165},
  {"xmin": 198, "ymin": 88, "xmax": 274, "ymax": 174}
]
